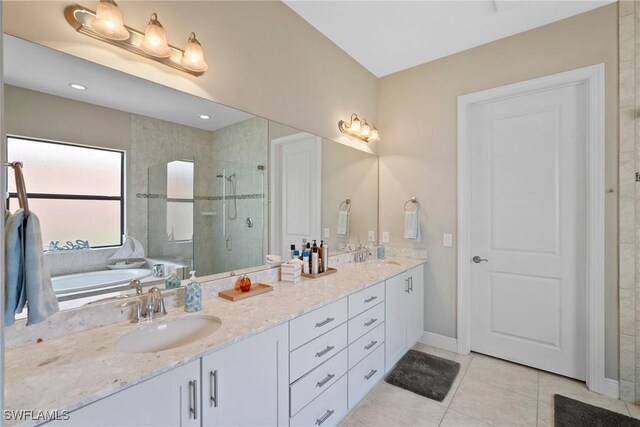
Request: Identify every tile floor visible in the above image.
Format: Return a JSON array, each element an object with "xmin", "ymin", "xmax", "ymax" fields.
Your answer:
[{"xmin": 339, "ymin": 343, "xmax": 640, "ymax": 427}]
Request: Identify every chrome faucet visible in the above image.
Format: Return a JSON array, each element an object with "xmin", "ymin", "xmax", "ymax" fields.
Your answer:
[
  {"xmin": 354, "ymin": 238, "xmax": 371, "ymax": 263},
  {"xmin": 129, "ymin": 279, "xmax": 143, "ymax": 295},
  {"xmin": 120, "ymin": 286, "xmax": 166, "ymax": 323}
]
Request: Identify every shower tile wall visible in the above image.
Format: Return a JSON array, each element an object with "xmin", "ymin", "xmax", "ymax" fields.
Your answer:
[
  {"xmin": 618, "ymin": 0, "xmax": 640, "ymax": 403},
  {"xmin": 210, "ymin": 117, "xmax": 269, "ymax": 274}
]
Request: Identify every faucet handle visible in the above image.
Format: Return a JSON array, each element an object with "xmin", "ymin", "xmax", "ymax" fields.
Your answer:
[
  {"xmin": 120, "ymin": 300, "xmax": 143, "ymax": 323},
  {"xmin": 148, "ymin": 287, "xmax": 166, "ymax": 317},
  {"xmin": 129, "ymin": 279, "xmax": 143, "ymax": 295}
]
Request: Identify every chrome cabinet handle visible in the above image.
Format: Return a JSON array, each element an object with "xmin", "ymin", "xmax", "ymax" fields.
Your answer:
[
  {"xmin": 409, "ymin": 277, "xmax": 413, "ymax": 292},
  {"xmin": 316, "ymin": 409, "xmax": 335, "ymax": 426},
  {"xmin": 210, "ymin": 370, "xmax": 218, "ymax": 407},
  {"xmin": 364, "ymin": 318, "xmax": 378, "ymax": 327},
  {"xmin": 189, "ymin": 379, "xmax": 198, "ymax": 420},
  {"xmin": 405, "ymin": 278, "xmax": 410, "ymax": 293},
  {"xmin": 364, "ymin": 340, "xmax": 378, "ymax": 350},
  {"xmin": 315, "ymin": 317, "xmax": 335, "ymax": 328},
  {"xmin": 316, "ymin": 373, "xmax": 335, "ymax": 388},
  {"xmin": 472, "ymin": 256, "xmax": 488, "ymax": 263},
  {"xmin": 364, "ymin": 369, "xmax": 378, "ymax": 380},
  {"xmin": 364, "ymin": 296, "xmax": 378, "ymax": 303},
  {"xmin": 315, "ymin": 345, "xmax": 335, "ymax": 358}
]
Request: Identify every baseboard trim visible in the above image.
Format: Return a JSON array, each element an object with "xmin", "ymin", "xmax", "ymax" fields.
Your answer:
[
  {"xmin": 603, "ymin": 378, "xmax": 619, "ymax": 399},
  {"xmin": 418, "ymin": 331, "xmax": 458, "ymax": 353}
]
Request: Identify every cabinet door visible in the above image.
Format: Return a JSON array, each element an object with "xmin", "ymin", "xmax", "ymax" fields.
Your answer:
[
  {"xmin": 49, "ymin": 360, "xmax": 200, "ymax": 427},
  {"xmin": 201, "ymin": 323, "xmax": 288, "ymax": 427},
  {"xmin": 385, "ymin": 272, "xmax": 409, "ymax": 371},
  {"xmin": 406, "ymin": 265, "xmax": 425, "ymax": 348}
]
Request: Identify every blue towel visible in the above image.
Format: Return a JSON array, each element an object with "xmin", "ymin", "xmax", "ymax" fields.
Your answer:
[{"xmin": 5, "ymin": 209, "xmax": 58, "ymax": 326}]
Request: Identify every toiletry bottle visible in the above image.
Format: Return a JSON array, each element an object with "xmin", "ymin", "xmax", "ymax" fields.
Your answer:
[
  {"xmin": 302, "ymin": 250, "xmax": 310, "ymax": 274},
  {"xmin": 377, "ymin": 242, "xmax": 385, "ymax": 259},
  {"xmin": 165, "ymin": 267, "xmax": 181, "ymax": 289},
  {"xmin": 289, "ymin": 244, "xmax": 296, "ymax": 260},
  {"xmin": 312, "ymin": 247, "xmax": 319, "ymax": 275},
  {"xmin": 318, "ymin": 240, "xmax": 325, "ymax": 273},
  {"xmin": 322, "ymin": 240, "xmax": 329, "ymax": 272},
  {"xmin": 184, "ymin": 271, "xmax": 202, "ymax": 312},
  {"xmin": 293, "ymin": 248, "xmax": 300, "ymax": 259}
]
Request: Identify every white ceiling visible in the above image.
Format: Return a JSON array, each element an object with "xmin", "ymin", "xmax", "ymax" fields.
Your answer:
[
  {"xmin": 3, "ymin": 35, "xmax": 254, "ymax": 132},
  {"xmin": 284, "ymin": 0, "xmax": 615, "ymax": 77}
]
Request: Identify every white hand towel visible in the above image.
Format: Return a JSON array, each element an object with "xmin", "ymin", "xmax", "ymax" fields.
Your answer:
[
  {"xmin": 404, "ymin": 211, "xmax": 420, "ymax": 240},
  {"xmin": 337, "ymin": 211, "xmax": 349, "ymax": 236}
]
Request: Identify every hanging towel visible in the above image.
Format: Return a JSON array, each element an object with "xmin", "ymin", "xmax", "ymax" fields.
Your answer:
[
  {"xmin": 337, "ymin": 211, "xmax": 349, "ymax": 236},
  {"xmin": 5, "ymin": 210, "xmax": 58, "ymax": 326},
  {"xmin": 404, "ymin": 211, "xmax": 420, "ymax": 240}
]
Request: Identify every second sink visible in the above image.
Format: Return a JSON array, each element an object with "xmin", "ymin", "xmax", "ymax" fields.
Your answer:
[{"xmin": 114, "ymin": 316, "xmax": 221, "ymax": 354}]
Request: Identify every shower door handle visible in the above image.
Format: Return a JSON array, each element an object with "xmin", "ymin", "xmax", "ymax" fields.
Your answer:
[{"xmin": 226, "ymin": 236, "xmax": 232, "ymax": 252}]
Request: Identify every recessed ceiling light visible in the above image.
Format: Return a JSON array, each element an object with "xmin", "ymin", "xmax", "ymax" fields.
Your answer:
[
  {"xmin": 69, "ymin": 83, "xmax": 87, "ymax": 90},
  {"xmin": 199, "ymin": 114, "xmax": 211, "ymax": 120}
]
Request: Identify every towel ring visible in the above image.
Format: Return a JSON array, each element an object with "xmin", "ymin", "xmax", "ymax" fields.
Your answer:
[
  {"xmin": 404, "ymin": 197, "xmax": 420, "ymax": 213},
  {"xmin": 339, "ymin": 199, "xmax": 351, "ymax": 213}
]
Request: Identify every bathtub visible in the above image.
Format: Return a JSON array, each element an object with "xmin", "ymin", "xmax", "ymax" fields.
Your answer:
[{"xmin": 52, "ymin": 268, "xmax": 152, "ymax": 295}]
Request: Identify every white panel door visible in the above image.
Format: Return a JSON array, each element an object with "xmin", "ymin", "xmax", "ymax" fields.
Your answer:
[
  {"xmin": 469, "ymin": 82, "xmax": 587, "ymax": 380},
  {"xmin": 385, "ymin": 272, "xmax": 409, "ymax": 371},
  {"xmin": 201, "ymin": 323, "xmax": 289, "ymax": 427},
  {"xmin": 271, "ymin": 133, "xmax": 321, "ymax": 257},
  {"xmin": 406, "ymin": 265, "xmax": 424, "ymax": 349}
]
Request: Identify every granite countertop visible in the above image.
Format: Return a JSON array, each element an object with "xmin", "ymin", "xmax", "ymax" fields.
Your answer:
[{"xmin": 5, "ymin": 257, "xmax": 426, "ymax": 427}]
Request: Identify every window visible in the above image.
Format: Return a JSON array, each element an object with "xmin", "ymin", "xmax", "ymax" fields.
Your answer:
[
  {"xmin": 7, "ymin": 137, "xmax": 124, "ymax": 249},
  {"xmin": 166, "ymin": 160, "xmax": 194, "ymax": 241}
]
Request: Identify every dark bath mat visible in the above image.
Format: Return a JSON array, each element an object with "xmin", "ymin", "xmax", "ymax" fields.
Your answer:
[
  {"xmin": 384, "ymin": 349, "xmax": 460, "ymax": 402},
  {"xmin": 554, "ymin": 394, "xmax": 640, "ymax": 427}
]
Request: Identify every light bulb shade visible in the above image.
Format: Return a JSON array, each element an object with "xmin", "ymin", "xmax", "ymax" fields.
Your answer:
[
  {"xmin": 350, "ymin": 116, "xmax": 361, "ymax": 132},
  {"xmin": 361, "ymin": 121, "xmax": 371, "ymax": 137},
  {"xmin": 141, "ymin": 13, "xmax": 172, "ymax": 58},
  {"xmin": 90, "ymin": 0, "xmax": 129, "ymax": 40},
  {"xmin": 180, "ymin": 32, "xmax": 209, "ymax": 72},
  {"xmin": 368, "ymin": 127, "xmax": 380, "ymax": 143}
]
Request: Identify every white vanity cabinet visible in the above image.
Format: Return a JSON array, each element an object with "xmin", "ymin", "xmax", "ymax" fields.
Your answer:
[
  {"xmin": 201, "ymin": 323, "xmax": 289, "ymax": 427},
  {"xmin": 385, "ymin": 265, "xmax": 425, "ymax": 371},
  {"xmin": 48, "ymin": 360, "xmax": 201, "ymax": 427}
]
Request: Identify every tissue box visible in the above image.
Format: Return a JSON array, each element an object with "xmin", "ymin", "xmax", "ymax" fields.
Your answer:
[{"xmin": 281, "ymin": 264, "xmax": 302, "ymax": 283}]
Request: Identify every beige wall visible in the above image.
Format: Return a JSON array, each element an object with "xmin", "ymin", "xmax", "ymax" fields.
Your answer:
[
  {"xmin": 3, "ymin": 1, "xmax": 377, "ymax": 145},
  {"xmin": 378, "ymin": 4, "xmax": 619, "ymax": 378}
]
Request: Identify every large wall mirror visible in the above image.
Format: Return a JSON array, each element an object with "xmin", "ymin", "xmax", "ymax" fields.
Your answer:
[{"xmin": 3, "ymin": 35, "xmax": 378, "ymax": 311}]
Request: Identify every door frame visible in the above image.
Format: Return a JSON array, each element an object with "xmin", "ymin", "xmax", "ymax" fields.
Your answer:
[
  {"xmin": 456, "ymin": 64, "xmax": 605, "ymax": 393},
  {"xmin": 269, "ymin": 132, "xmax": 322, "ymax": 256}
]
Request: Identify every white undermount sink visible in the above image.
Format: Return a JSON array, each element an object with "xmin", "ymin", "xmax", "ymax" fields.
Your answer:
[
  {"xmin": 360, "ymin": 260, "xmax": 400, "ymax": 269},
  {"xmin": 114, "ymin": 316, "xmax": 222, "ymax": 354}
]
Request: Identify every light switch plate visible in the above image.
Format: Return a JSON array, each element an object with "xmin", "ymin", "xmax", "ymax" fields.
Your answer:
[
  {"xmin": 324, "ymin": 228, "xmax": 330, "ymax": 238},
  {"xmin": 382, "ymin": 231, "xmax": 390, "ymax": 244},
  {"xmin": 443, "ymin": 234, "xmax": 453, "ymax": 247},
  {"xmin": 368, "ymin": 230, "xmax": 375, "ymax": 243}
]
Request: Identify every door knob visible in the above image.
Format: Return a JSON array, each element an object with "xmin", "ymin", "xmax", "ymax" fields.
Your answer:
[{"xmin": 472, "ymin": 256, "xmax": 488, "ymax": 264}]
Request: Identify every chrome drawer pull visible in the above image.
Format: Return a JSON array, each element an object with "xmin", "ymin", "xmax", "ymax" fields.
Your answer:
[
  {"xmin": 364, "ymin": 296, "xmax": 378, "ymax": 303},
  {"xmin": 364, "ymin": 369, "xmax": 378, "ymax": 380},
  {"xmin": 316, "ymin": 373, "xmax": 335, "ymax": 388},
  {"xmin": 315, "ymin": 317, "xmax": 335, "ymax": 328},
  {"xmin": 315, "ymin": 345, "xmax": 335, "ymax": 358},
  {"xmin": 364, "ymin": 340, "xmax": 378, "ymax": 350},
  {"xmin": 364, "ymin": 318, "xmax": 378, "ymax": 327},
  {"xmin": 210, "ymin": 370, "xmax": 218, "ymax": 407},
  {"xmin": 189, "ymin": 379, "xmax": 198, "ymax": 419},
  {"xmin": 316, "ymin": 409, "xmax": 335, "ymax": 426}
]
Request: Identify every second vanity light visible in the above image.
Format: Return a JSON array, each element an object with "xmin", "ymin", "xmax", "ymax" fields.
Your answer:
[
  {"xmin": 65, "ymin": 0, "xmax": 209, "ymax": 76},
  {"xmin": 338, "ymin": 114, "xmax": 381, "ymax": 143}
]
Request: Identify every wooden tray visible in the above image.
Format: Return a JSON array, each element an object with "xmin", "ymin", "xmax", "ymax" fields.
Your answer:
[
  {"xmin": 218, "ymin": 283, "xmax": 273, "ymax": 301},
  {"xmin": 302, "ymin": 268, "xmax": 337, "ymax": 279}
]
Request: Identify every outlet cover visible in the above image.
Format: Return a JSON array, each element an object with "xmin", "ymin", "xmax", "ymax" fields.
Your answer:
[
  {"xmin": 382, "ymin": 231, "xmax": 390, "ymax": 244},
  {"xmin": 443, "ymin": 234, "xmax": 453, "ymax": 247},
  {"xmin": 324, "ymin": 228, "xmax": 330, "ymax": 238},
  {"xmin": 368, "ymin": 230, "xmax": 375, "ymax": 242}
]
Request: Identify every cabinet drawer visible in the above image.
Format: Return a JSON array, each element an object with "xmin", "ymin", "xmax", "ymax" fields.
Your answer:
[
  {"xmin": 290, "ymin": 374, "xmax": 348, "ymax": 427},
  {"xmin": 348, "ymin": 281, "xmax": 385, "ymax": 318},
  {"xmin": 290, "ymin": 323, "xmax": 348, "ymax": 382},
  {"xmin": 348, "ymin": 322, "xmax": 384, "ymax": 369},
  {"xmin": 290, "ymin": 348, "xmax": 348, "ymax": 416},
  {"xmin": 348, "ymin": 345, "xmax": 385, "ymax": 409},
  {"xmin": 290, "ymin": 298, "xmax": 348, "ymax": 350},
  {"xmin": 348, "ymin": 302, "xmax": 384, "ymax": 343}
]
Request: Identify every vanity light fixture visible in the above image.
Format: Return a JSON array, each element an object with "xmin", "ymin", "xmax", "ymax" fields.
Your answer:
[
  {"xmin": 199, "ymin": 114, "xmax": 211, "ymax": 120},
  {"xmin": 69, "ymin": 83, "xmax": 87, "ymax": 90},
  {"xmin": 338, "ymin": 113, "xmax": 381, "ymax": 143},
  {"xmin": 64, "ymin": 3, "xmax": 209, "ymax": 76}
]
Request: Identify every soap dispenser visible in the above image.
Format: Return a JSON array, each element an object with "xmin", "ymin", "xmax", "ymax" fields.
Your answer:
[
  {"xmin": 165, "ymin": 268, "xmax": 181, "ymax": 289},
  {"xmin": 184, "ymin": 271, "xmax": 202, "ymax": 312}
]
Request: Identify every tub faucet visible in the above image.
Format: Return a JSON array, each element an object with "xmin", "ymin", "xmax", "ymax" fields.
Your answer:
[{"xmin": 129, "ymin": 279, "xmax": 143, "ymax": 295}]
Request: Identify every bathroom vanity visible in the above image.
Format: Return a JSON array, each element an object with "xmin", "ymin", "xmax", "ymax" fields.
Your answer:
[{"xmin": 6, "ymin": 259, "xmax": 426, "ymax": 427}]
